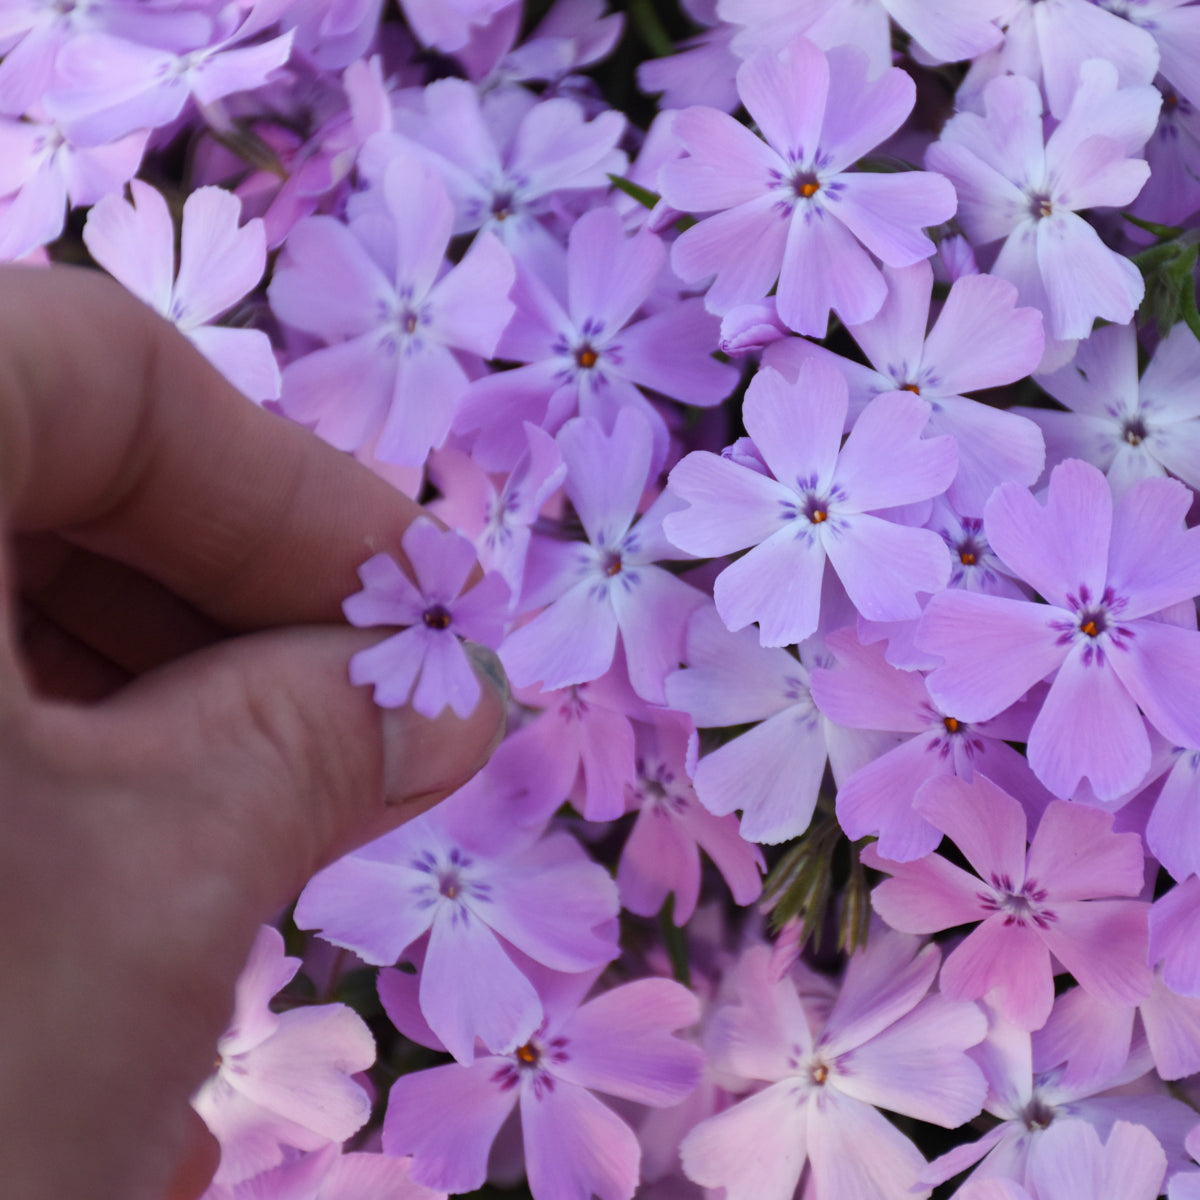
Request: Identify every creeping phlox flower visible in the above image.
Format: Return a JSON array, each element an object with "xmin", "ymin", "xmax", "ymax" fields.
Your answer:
[
  {"xmin": 45, "ymin": 0, "xmax": 295, "ymax": 145},
  {"xmin": 660, "ymin": 34, "xmax": 957, "ymax": 336},
  {"xmin": 864, "ymin": 774, "xmax": 1153, "ymax": 1030},
  {"xmin": 198, "ymin": 1141, "xmax": 446, "ymax": 1200},
  {"xmin": 917, "ymin": 458, "xmax": 1200, "ymax": 800},
  {"xmin": 771, "ymin": 259, "xmax": 1045, "ymax": 515},
  {"xmin": 342, "ymin": 517, "xmax": 510, "ymax": 719},
  {"xmin": 953, "ymin": 1118, "xmax": 1167, "ymax": 1200},
  {"xmin": 84, "ymin": 180, "xmax": 280, "ymax": 402},
  {"xmin": 717, "ymin": 0, "xmax": 1008, "ymax": 77},
  {"xmin": 665, "ymin": 603, "xmax": 895, "ymax": 844},
  {"xmin": 811, "ymin": 627, "xmax": 1048, "ymax": 862},
  {"xmin": 918, "ymin": 999, "xmax": 1196, "ymax": 1190},
  {"xmin": 0, "ymin": 104, "xmax": 147, "ymax": 261},
  {"xmin": 616, "ymin": 711, "xmax": 764, "ymax": 925},
  {"xmin": 1018, "ymin": 319, "xmax": 1200, "ymax": 497},
  {"xmin": 363, "ymin": 77, "xmax": 626, "ymax": 262},
  {"xmin": 294, "ymin": 786, "xmax": 620, "ymax": 1064},
  {"xmin": 665, "ymin": 357, "xmax": 958, "ymax": 647},
  {"xmin": 499, "ymin": 406, "xmax": 707, "ymax": 705},
  {"xmin": 192, "ymin": 926, "xmax": 376, "ymax": 1188},
  {"xmin": 959, "ymin": 0, "xmax": 1160, "ymax": 117},
  {"xmin": 680, "ymin": 933, "xmax": 987, "ymax": 1200},
  {"xmin": 269, "ymin": 155, "xmax": 516, "ymax": 466},
  {"xmin": 456, "ymin": 202, "xmax": 737, "ymax": 470},
  {"xmin": 381, "ymin": 965, "xmax": 704, "ymax": 1200},
  {"xmin": 466, "ymin": 655, "xmax": 650, "ymax": 826},
  {"xmin": 928, "ymin": 61, "xmax": 1160, "ymax": 356}
]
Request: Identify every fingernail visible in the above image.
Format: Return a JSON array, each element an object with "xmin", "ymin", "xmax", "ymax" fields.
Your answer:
[
  {"xmin": 462, "ymin": 640, "xmax": 510, "ymax": 709},
  {"xmin": 378, "ymin": 642, "xmax": 509, "ymax": 811}
]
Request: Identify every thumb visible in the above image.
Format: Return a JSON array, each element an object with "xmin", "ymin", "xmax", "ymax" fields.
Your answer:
[{"xmin": 73, "ymin": 623, "xmax": 508, "ymax": 910}]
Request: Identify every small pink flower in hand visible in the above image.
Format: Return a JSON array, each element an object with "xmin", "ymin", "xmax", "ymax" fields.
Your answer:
[{"xmin": 345, "ymin": 517, "xmax": 511, "ymax": 719}]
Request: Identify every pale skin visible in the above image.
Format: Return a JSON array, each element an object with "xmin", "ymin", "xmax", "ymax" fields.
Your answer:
[{"xmin": 0, "ymin": 266, "xmax": 507, "ymax": 1199}]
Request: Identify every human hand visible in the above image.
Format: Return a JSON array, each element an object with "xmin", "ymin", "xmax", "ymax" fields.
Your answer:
[{"xmin": 0, "ymin": 266, "xmax": 507, "ymax": 1200}]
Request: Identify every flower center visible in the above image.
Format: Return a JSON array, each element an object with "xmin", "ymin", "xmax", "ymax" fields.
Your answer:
[
  {"xmin": 793, "ymin": 172, "xmax": 820, "ymax": 199},
  {"xmin": 490, "ymin": 190, "xmax": 515, "ymax": 221},
  {"xmin": 438, "ymin": 872, "xmax": 461, "ymax": 899},
  {"xmin": 1077, "ymin": 608, "xmax": 1107, "ymax": 638},
  {"xmin": 809, "ymin": 1061, "xmax": 829, "ymax": 1086},
  {"xmin": 803, "ymin": 494, "xmax": 829, "ymax": 524},
  {"xmin": 901, "ymin": 382, "xmax": 920, "ymax": 394},
  {"xmin": 1122, "ymin": 415, "xmax": 1148, "ymax": 446},
  {"xmin": 1022, "ymin": 1096, "xmax": 1056, "ymax": 1131},
  {"xmin": 982, "ymin": 874, "xmax": 1053, "ymax": 928},
  {"xmin": 1029, "ymin": 193, "xmax": 1053, "ymax": 219},
  {"xmin": 576, "ymin": 345, "xmax": 599, "ymax": 369},
  {"xmin": 960, "ymin": 550, "xmax": 976, "ymax": 565},
  {"xmin": 943, "ymin": 716, "xmax": 961, "ymax": 734},
  {"xmin": 401, "ymin": 310, "xmax": 419, "ymax": 334},
  {"xmin": 423, "ymin": 604, "xmax": 452, "ymax": 630},
  {"xmin": 516, "ymin": 1042, "xmax": 540, "ymax": 1067}
]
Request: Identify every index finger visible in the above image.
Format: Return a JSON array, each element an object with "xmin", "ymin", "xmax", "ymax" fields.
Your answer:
[{"xmin": 0, "ymin": 264, "xmax": 424, "ymax": 629}]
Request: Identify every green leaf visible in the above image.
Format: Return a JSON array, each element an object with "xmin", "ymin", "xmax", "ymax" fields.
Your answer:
[
  {"xmin": 628, "ymin": 0, "xmax": 675, "ymax": 58},
  {"xmin": 762, "ymin": 814, "xmax": 843, "ymax": 950},
  {"xmin": 608, "ymin": 173, "xmax": 661, "ymax": 210},
  {"xmin": 1122, "ymin": 211, "xmax": 1185, "ymax": 241},
  {"xmin": 659, "ymin": 894, "xmax": 692, "ymax": 988},
  {"xmin": 839, "ymin": 849, "xmax": 872, "ymax": 955},
  {"xmin": 1136, "ymin": 238, "xmax": 1199, "ymax": 337}
]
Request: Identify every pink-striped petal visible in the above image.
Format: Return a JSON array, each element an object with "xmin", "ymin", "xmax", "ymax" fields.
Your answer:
[
  {"xmin": 384, "ymin": 1059, "xmax": 517, "ymax": 1194},
  {"xmin": 522, "ymin": 1081, "xmax": 641, "ymax": 1200},
  {"xmin": 714, "ymin": 524, "xmax": 827, "ymax": 646},
  {"xmin": 421, "ymin": 904, "xmax": 542, "ymax": 1062},
  {"xmin": 1025, "ymin": 641, "xmax": 1151, "ymax": 801},
  {"xmin": 552, "ymin": 978, "xmax": 703, "ymax": 1105},
  {"xmin": 940, "ymin": 916, "xmax": 1055, "ymax": 1030},
  {"xmin": 1039, "ymin": 899, "xmax": 1153, "ymax": 1010},
  {"xmin": 824, "ymin": 515, "xmax": 950, "ymax": 623},
  {"xmin": 864, "ymin": 844, "xmax": 992, "ymax": 933},
  {"xmin": 919, "ymin": 591, "xmax": 1068, "ymax": 722},
  {"xmin": 1025, "ymin": 800, "xmax": 1145, "ymax": 903},
  {"xmin": 680, "ymin": 1083, "xmax": 809, "ymax": 1200}
]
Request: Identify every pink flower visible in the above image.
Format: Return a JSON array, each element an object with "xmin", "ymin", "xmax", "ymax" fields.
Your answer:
[
  {"xmin": 916, "ymin": 459, "xmax": 1200, "ymax": 800},
  {"xmin": 382, "ymin": 967, "xmax": 703, "ymax": 1200},
  {"xmin": 954, "ymin": 1119, "xmax": 1166, "ymax": 1200},
  {"xmin": 500, "ymin": 407, "xmax": 707, "ymax": 705},
  {"xmin": 84, "ymin": 180, "xmax": 280, "ymax": 402},
  {"xmin": 269, "ymin": 155, "xmax": 516, "ymax": 465},
  {"xmin": 192, "ymin": 926, "xmax": 376, "ymax": 1187},
  {"xmin": 664, "ymin": 358, "xmax": 957, "ymax": 647},
  {"xmin": 928, "ymin": 63, "xmax": 1159, "ymax": 352},
  {"xmin": 617, "ymin": 712, "xmax": 764, "ymax": 925},
  {"xmin": 680, "ymin": 934, "xmax": 987, "ymax": 1200},
  {"xmin": 864, "ymin": 775, "xmax": 1152, "ymax": 1030},
  {"xmin": 343, "ymin": 517, "xmax": 510, "ymax": 720},
  {"xmin": 294, "ymin": 788, "xmax": 619, "ymax": 1063},
  {"xmin": 659, "ymin": 35, "xmax": 956, "ymax": 335}
]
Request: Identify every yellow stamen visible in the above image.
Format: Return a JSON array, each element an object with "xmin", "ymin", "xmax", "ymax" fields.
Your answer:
[
  {"xmin": 960, "ymin": 551, "xmax": 977, "ymax": 565},
  {"xmin": 1081, "ymin": 619, "xmax": 1098, "ymax": 637},
  {"xmin": 577, "ymin": 348, "xmax": 598, "ymax": 369},
  {"xmin": 943, "ymin": 716, "xmax": 960, "ymax": 734},
  {"xmin": 810, "ymin": 510, "xmax": 827, "ymax": 524},
  {"xmin": 799, "ymin": 180, "xmax": 819, "ymax": 198}
]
